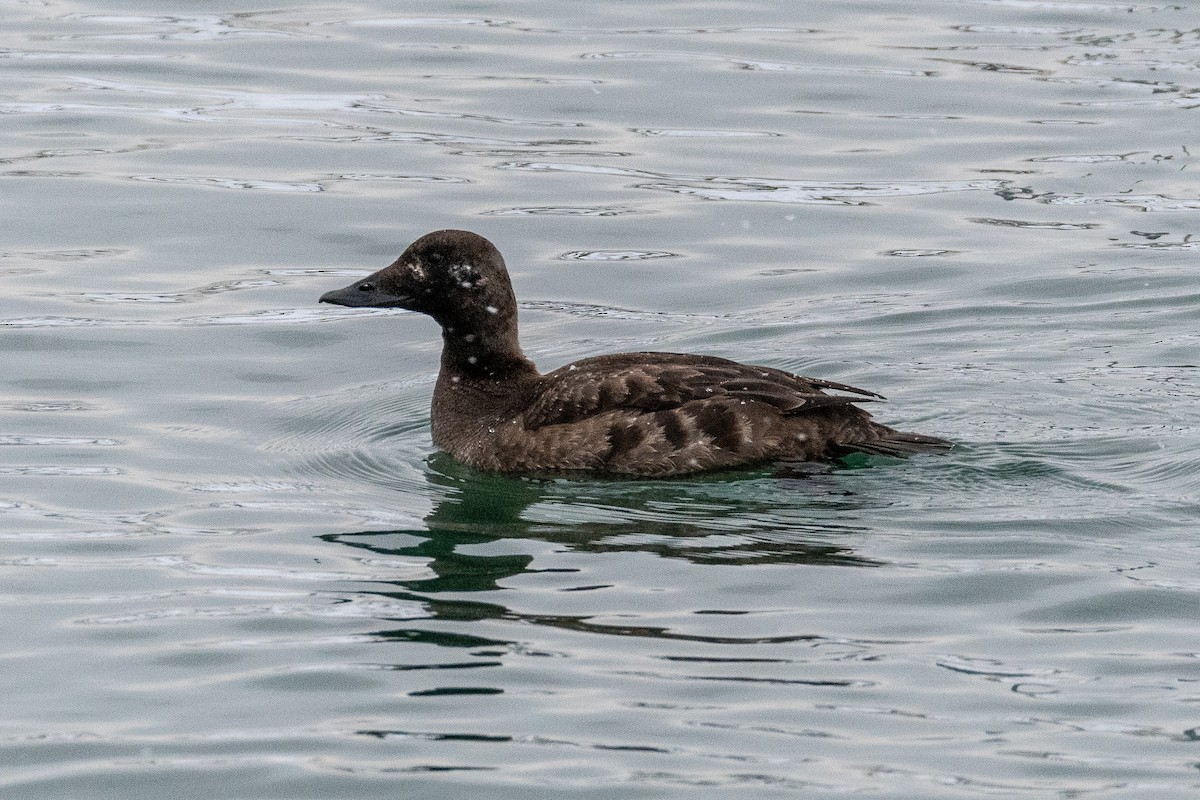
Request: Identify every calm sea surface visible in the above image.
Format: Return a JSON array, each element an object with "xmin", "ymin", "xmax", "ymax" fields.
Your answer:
[{"xmin": 3, "ymin": 1, "xmax": 1199, "ymax": 797}]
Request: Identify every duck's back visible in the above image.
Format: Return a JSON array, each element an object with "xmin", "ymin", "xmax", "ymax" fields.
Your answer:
[
  {"xmin": 526, "ymin": 351, "xmax": 876, "ymax": 423},
  {"xmin": 436, "ymin": 351, "xmax": 944, "ymax": 476}
]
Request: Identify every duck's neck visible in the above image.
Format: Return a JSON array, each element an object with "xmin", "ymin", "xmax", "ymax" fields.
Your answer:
[
  {"xmin": 437, "ymin": 318, "xmax": 538, "ymax": 385},
  {"xmin": 431, "ymin": 320, "xmax": 539, "ymax": 450}
]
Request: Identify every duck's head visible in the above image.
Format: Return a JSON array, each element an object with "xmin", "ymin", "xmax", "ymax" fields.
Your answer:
[{"xmin": 319, "ymin": 229, "xmax": 517, "ymax": 331}]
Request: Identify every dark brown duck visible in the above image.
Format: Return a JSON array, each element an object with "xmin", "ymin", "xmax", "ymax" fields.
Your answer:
[{"xmin": 319, "ymin": 230, "xmax": 951, "ymax": 477}]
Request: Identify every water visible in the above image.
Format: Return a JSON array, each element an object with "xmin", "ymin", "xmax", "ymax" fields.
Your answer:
[{"xmin": 3, "ymin": 1, "xmax": 1199, "ymax": 797}]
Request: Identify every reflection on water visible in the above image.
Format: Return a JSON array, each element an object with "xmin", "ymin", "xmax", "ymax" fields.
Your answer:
[{"xmin": 325, "ymin": 456, "xmax": 881, "ymax": 606}]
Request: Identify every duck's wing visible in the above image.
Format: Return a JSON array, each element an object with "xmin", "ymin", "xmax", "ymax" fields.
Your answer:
[{"xmin": 522, "ymin": 352, "xmax": 881, "ymax": 430}]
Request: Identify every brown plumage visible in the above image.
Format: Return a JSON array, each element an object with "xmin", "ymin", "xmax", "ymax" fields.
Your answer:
[{"xmin": 319, "ymin": 229, "xmax": 951, "ymax": 477}]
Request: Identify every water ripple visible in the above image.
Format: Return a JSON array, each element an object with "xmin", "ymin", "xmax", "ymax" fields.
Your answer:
[
  {"xmin": 183, "ymin": 481, "xmax": 310, "ymax": 493},
  {"xmin": 75, "ymin": 596, "xmax": 429, "ymax": 626},
  {"xmin": 0, "ymin": 401, "xmax": 95, "ymax": 412},
  {"xmin": 328, "ymin": 16, "xmax": 513, "ymax": 29},
  {"xmin": 580, "ymin": 51, "xmax": 939, "ymax": 78},
  {"xmin": 0, "ymin": 49, "xmax": 178, "ymax": 62},
  {"xmin": 327, "ymin": 173, "xmax": 470, "ymax": 185},
  {"xmin": 0, "ymin": 436, "xmax": 118, "ymax": 446},
  {"xmin": 881, "ymin": 249, "xmax": 962, "ymax": 257},
  {"xmin": 500, "ymin": 161, "xmax": 1009, "ymax": 206},
  {"xmin": 0, "ymin": 466, "xmax": 121, "ymax": 476},
  {"xmin": 519, "ymin": 300, "xmax": 725, "ymax": 323},
  {"xmin": 1063, "ymin": 53, "xmax": 1200, "ymax": 71},
  {"xmin": 928, "ymin": 58, "xmax": 1052, "ymax": 76},
  {"xmin": 55, "ymin": 13, "xmax": 320, "ymax": 41},
  {"xmin": 481, "ymin": 205, "xmax": 650, "ymax": 216},
  {"xmin": 959, "ymin": 1, "xmax": 1182, "ymax": 11},
  {"xmin": 0, "ymin": 144, "xmax": 165, "ymax": 165},
  {"xmin": 630, "ymin": 128, "xmax": 781, "ymax": 138},
  {"xmin": 1116, "ymin": 239, "xmax": 1200, "ymax": 250},
  {"xmin": 936, "ymin": 654, "xmax": 1068, "ymax": 681},
  {"xmin": 638, "ymin": 178, "xmax": 1006, "ymax": 205},
  {"xmin": 62, "ymin": 278, "xmax": 282, "ymax": 305},
  {"xmin": 148, "ymin": 554, "xmax": 431, "ymax": 584},
  {"xmin": 953, "ymin": 25, "xmax": 1086, "ymax": 35},
  {"xmin": 258, "ymin": 268, "xmax": 370, "ymax": 277},
  {"xmin": 556, "ymin": 250, "xmax": 680, "ymax": 261},
  {"xmin": 58, "ymin": 78, "xmax": 593, "ymax": 133},
  {"xmin": 0, "ymin": 247, "xmax": 128, "ymax": 261},
  {"xmin": 1027, "ymin": 152, "xmax": 1141, "ymax": 163},
  {"xmin": 0, "ymin": 307, "xmax": 402, "ymax": 329},
  {"xmin": 969, "ymin": 217, "xmax": 1101, "ymax": 230},
  {"xmin": 527, "ymin": 25, "xmax": 823, "ymax": 36},
  {"xmin": 130, "ymin": 175, "xmax": 324, "ymax": 192},
  {"xmin": 209, "ymin": 499, "xmax": 425, "ymax": 530},
  {"xmin": 1036, "ymin": 193, "xmax": 1200, "ymax": 211}
]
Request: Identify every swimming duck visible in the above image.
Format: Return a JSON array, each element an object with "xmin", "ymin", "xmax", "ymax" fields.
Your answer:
[{"xmin": 319, "ymin": 229, "xmax": 950, "ymax": 476}]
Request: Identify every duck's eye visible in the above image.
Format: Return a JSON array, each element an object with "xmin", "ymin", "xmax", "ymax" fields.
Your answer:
[{"xmin": 358, "ymin": 282, "xmax": 375, "ymax": 292}]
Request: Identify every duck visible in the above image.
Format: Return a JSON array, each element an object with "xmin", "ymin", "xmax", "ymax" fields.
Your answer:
[{"xmin": 319, "ymin": 229, "xmax": 951, "ymax": 477}]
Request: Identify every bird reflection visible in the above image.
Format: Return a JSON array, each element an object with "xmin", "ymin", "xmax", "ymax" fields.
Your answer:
[
  {"xmin": 315, "ymin": 458, "xmax": 889, "ymax": 659},
  {"xmin": 320, "ymin": 456, "xmax": 881, "ymax": 622}
]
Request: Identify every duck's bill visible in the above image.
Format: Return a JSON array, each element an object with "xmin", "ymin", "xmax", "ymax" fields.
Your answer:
[{"xmin": 319, "ymin": 278, "xmax": 410, "ymax": 308}]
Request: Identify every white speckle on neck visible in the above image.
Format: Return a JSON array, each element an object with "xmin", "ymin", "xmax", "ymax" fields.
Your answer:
[
  {"xmin": 485, "ymin": 305, "xmax": 498, "ymax": 315},
  {"xmin": 451, "ymin": 375, "xmax": 461, "ymax": 384},
  {"xmin": 467, "ymin": 356, "xmax": 478, "ymax": 365},
  {"xmin": 463, "ymin": 333, "xmax": 476, "ymax": 343}
]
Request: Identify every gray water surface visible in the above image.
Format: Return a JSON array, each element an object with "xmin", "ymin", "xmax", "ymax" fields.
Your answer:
[{"xmin": 3, "ymin": 1, "xmax": 1199, "ymax": 797}]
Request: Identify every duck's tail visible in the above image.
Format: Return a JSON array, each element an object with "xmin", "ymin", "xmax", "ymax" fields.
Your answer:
[{"xmin": 852, "ymin": 425, "xmax": 954, "ymax": 458}]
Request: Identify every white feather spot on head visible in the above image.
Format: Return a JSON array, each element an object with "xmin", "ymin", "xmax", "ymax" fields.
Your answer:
[
  {"xmin": 467, "ymin": 356, "xmax": 478, "ymax": 364},
  {"xmin": 448, "ymin": 263, "xmax": 478, "ymax": 289},
  {"xmin": 463, "ymin": 333, "xmax": 476, "ymax": 342},
  {"xmin": 485, "ymin": 305, "xmax": 498, "ymax": 315}
]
